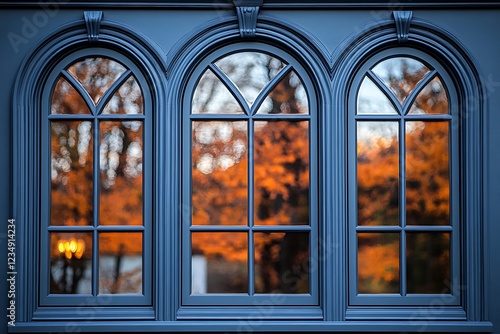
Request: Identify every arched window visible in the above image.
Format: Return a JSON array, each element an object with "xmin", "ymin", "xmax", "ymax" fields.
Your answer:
[
  {"xmin": 348, "ymin": 48, "xmax": 460, "ymax": 306},
  {"xmin": 40, "ymin": 49, "xmax": 152, "ymax": 307},
  {"xmin": 181, "ymin": 44, "xmax": 318, "ymax": 307}
]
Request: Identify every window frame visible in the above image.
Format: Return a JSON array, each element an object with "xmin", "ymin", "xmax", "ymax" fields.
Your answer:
[
  {"xmin": 180, "ymin": 42, "xmax": 319, "ymax": 308},
  {"xmin": 39, "ymin": 48, "xmax": 153, "ymax": 307},
  {"xmin": 348, "ymin": 48, "xmax": 461, "ymax": 307}
]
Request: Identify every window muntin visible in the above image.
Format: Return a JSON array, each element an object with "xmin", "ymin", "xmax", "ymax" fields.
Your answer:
[
  {"xmin": 183, "ymin": 47, "xmax": 317, "ymax": 305},
  {"xmin": 349, "ymin": 51, "xmax": 459, "ymax": 305},
  {"xmin": 42, "ymin": 52, "xmax": 151, "ymax": 305}
]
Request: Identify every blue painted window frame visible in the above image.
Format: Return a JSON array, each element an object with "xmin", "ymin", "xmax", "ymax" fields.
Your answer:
[
  {"xmin": 348, "ymin": 48, "xmax": 461, "ymax": 307},
  {"xmin": 181, "ymin": 43, "xmax": 319, "ymax": 307},
  {"xmin": 39, "ymin": 48, "xmax": 153, "ymax": 308}
]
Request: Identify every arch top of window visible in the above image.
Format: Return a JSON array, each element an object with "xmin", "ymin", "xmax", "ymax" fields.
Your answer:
[
  {"xmin": 356, "ymin": 55, "xmax": 450, "ymax": 117},
  {"xmin": 191, "ymin": 50, "xmax": 310, "ymax": 116},
  {"xmin": 50, "ymin": 56, "xmax": 144, "ymax": 116}
]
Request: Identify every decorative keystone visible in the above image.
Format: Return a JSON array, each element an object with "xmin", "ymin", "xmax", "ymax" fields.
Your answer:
[
  {"xmin": 234, "ymin": 0, "xmax": 263, "ymax": 38},
  {"xmin": 84, "ymin": 11, "xmax": 103, "ymax": 42},
  {"xmin": 393, "ymin": 11, "xmax": 413, "ymax": 43}
]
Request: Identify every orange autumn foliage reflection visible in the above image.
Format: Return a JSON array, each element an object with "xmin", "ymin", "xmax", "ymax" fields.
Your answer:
[{"xmin": 357, "ymin": 57, "xmax": 451, "ymax": 293}]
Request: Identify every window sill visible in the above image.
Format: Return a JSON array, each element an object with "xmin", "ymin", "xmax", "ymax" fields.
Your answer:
[{"xmin": 8, "ymin": 320, "xmax": 493, "ymax": 333}]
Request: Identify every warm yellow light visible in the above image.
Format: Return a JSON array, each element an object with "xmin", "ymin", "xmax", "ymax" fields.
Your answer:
[
  {"xmin": 58, "ymin": 241, "xmax": 65, "ymax": 253},
  {"xmin": 65, "ymin": 250, "xmax": 72, "ymax": 259},
  {"xmin": 69, "ymin": 239, "xmax": 77, "ymax": 252},
  {"xmin": 64, "ymin": 241, "xmax": 70, "ymax": 252}
]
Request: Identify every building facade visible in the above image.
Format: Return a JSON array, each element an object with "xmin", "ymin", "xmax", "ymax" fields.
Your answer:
[{"xmin": 0, "ymin": 0, "xmax": 499, "ymax": 333}]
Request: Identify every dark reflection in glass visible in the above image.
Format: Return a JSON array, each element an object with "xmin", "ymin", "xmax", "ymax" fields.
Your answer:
[
  {"xmin": 254, "ymin": 121, "xmax": 309, "ymax": 225},
  {"xmin": 51, "ymin": 77, "xmax": 91, "ymax": 114},
  {"xmin": 372, "ymin": 57, "xmax": 430, "ymax": 104},
  {"xmin": 256, "ymin": 70, "xmax": 308, "ymax": 114},
  {"xmin": 50, "ymin": 232, "xmax": 92, "ymax": 294},
  {"xmin": 409, "ymin": 76, "xmax": 449, "ymax": 115},
  {"xmin": 407, "ymin": 233, "xmax": 450, "ymax": 293},
  {"xmin": 215, "ymin": 52, "xmax": 287, "ymax": 105},
  {"xmin": 357, "ymin": 77, "xmax": 398, "ymax": 115},
  {"xmin": 68, "ymin": 57, "xmax": 127, "ymax": 106},
  {"xmin": 99, "ymin": 121, "xmax": 143, "ymax": 226},
  {"xmin": 192, "ymin": 69, "xmax": 244, "ymax": 114},
  {"xmin": 406, "ymin": 121, "xmax": 450, "ymax": 225},
  {"xmin": 51, "ymin": 121, "xmax": 93, "ymax": 226},
  {"xmin": 99, "ymin": 232, "xmax": 143, "ymax": 294},
  {"xmin": 254, "ymin": 232, "xmax": 309, "ymax": 293},
  {"xmin": 102, "ymin": 76, "xmax": 144, "ymax": 115},
  {"xmin": 357, "ymin": 122, "xmax": 399, "ymax": 226},
  {"xmin": 191, "ymin": 232, "xmax": 248, "ymax": 294},
  {"xmin": 358, "ymin": 233, "xmax": 400, "ymax": 293},
  {"xmin": 192, "ymin": 121, "xmax": 248, "ymax": 225}
]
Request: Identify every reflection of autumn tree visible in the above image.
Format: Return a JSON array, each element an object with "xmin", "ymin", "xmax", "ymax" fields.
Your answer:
[
  {"xmin": 191, "ymin": 53, "xmax": 310, "ymax": 293},
  {"xmin": 357, "ymin": 58, "xmax": 451, "ymax": 293},
  {"xmin": 50, "ymin": 58, "xmax": 143, "ymax": 294}
]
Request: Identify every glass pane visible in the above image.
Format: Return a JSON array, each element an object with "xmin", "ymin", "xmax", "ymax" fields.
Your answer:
[
  {"xmin": 407, "ymin": 233, "xmax": 450, "ymax": 294},
  {"xmin": 67, "ymin": 57, "xmax": 127, "ymax": 105},
  {"xmin": 254, "ymin": 232, "xmax": 309, "ymax": 293},
  {"xmin": 51, "ymin": 77, "xmax": 90, "ymax": 114},
  {"xmin": 99, "ymin": 232, "xmax": 143, "ymax": 294},
  {"xmin": 99, "ymin": 121, "xmax": 143, "ymax": 226},
  {"xmin": 102, "ymin": 76, "xmax": 144, "ymax": 115},
  {"xmin": 254, "ymin": 121, "xmax": 309, "ymax": 225},
  {"xmin": 51, "ymin": 121, "xmax": 93, "ymax": 226},
  {"xmin": 358, "ymin": 233, "xmax": 399, "ymax": 293},
  {"xmin": 215, "ymin": 52, "xmax": 287, "ymax": 105},
  {"xmin": 192, "ymin": 121, "xmax": 247, "ymax": 225},
  {"xmin": 256, "ymin": 70, "xmax": 308, "ymax": 114},
  {"xmin": 191, "ymin": 232, "xmax": 248, "ymax": 294},
  {"xmin": 357, "ymin": 122, "xmax": 399, "ymax": 226},
  {"xmin": 372, "ymin": 57, "xmax": 430, "ymax": 104},
  {"xmin": 357, "ymin": 77, "xmax": 398, "ymax": 115},
  {"xmin": 406, "ymin": 121, "xmax": 450, "ymax": 225},
  {"xmin": 192, "ymin": 69, "xmax": 244, "ymax": 114},
  {"xmin": 409, "ymin": 76, "xmax": 449, "ymax": 115},
  {"xmin": 50, "ymin": 232, "xmax": 92, "ymax": 294}
]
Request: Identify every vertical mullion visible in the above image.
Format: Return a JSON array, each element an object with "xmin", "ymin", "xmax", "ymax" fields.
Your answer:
[
  {"xmin": 248, "ymin": 118, "xmax": 255, "ymax": 296},
  {"xmin": 92, "ymin": 116, "xmax": 99, "ymax": 296},
  {"xmin": 400, "ymin": 116, "xmax": 407, "ymax": 297}
]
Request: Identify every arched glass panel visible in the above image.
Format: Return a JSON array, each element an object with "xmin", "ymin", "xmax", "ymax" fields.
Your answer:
[
  {"xmin": 350, "ymin": 51, "xmax": 458, "ymax": 306},
  {"xmin": 44, "ymin": 51, "xmax": 151, "ymax": 306},
  {"xmin": 184, "ymin": 46, "xmax": 316, "ymax": 306}
]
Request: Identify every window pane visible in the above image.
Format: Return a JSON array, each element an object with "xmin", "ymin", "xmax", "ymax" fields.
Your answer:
[
  {"xmin": 406, "ymin": 121, "xmax": 450, "ymax": 225},
  {"xmin": 254, "ymin": 121, "xmax": 309, "ymax": 225},
  {"xmin": 99, "ymin": 232, "xmax": 143, "ymax": 294},
  {"xmin": 192, "ymin": 232, "xmax": 248, "ymax": 294},
  {"xmin": 51, "ymin": 77, "xmax": 91, "ymax": 114},
  {"xmin": 192, "ymin": 69, "xmax": 244, "ymax": 114},
  {"xmin": 102, "ymin": 76, "xmax": 144, "ymax": 115},
  {"xmin": 372, "ymin": 57, "xmax": 430, "ymax": 104},
  {"xmin": 99, "ymin": 121, "xmax": 143, "ymax": 226},
  {"xmin": 409, "ymin": 76, "xmax": 449, "ymax": 115},
  {"xmin": 51, "ymin": 121, "xmax": 93, "ymax": 226},
  {"xmin": 358, "ymin": 233, "xmax": 399, "ymax": 293},
  {"xmin": 407, "ymin": 233, "xmax": 450, "ymax": 294},
  {"xmin": 357, "ymin": 122, "xmax": 399, "ymax": 226},
  {"xmin": 215, "ymin": 52, "xmax": 287, "ymax": 105},
  {"xmin": 256, "ymin": 70, "xmax": 308, "ymax": 114},
  {"xmin": 50, "ymin": 232, "xmax": 92, "ymax": 294},
  {"xmin": 192, "ymin": 121, "xmax": 247, "ymax": 225},
  {"xmin": 357, "ymin": 77, "xmax": 398, "ymax": 115},
  {"xmin": 67, "ymin": 57, "xmax": 127, "ymax": 106},
  {"xmin": 254, "ymin": 232, "xmax": 309, "ymax": 293}
]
